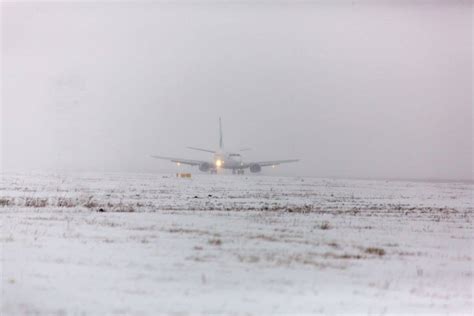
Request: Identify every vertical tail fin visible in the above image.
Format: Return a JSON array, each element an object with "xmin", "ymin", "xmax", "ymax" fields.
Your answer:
[{"xmin": 219, "ymin": 117, "xmax": 223, "ymax": 149}]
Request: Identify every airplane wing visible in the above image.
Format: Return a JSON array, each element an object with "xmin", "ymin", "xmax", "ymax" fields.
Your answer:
[
  {"xmin": 187, "ymin": 146, "xmax": 215, "ymax": 153},
  {"xmin": 150, "ymin": 155, "xmax": 210, "ymax": 166},
  {"xmin": 249, "ymin": 159, "xmax": 299, "ymax": 167}
]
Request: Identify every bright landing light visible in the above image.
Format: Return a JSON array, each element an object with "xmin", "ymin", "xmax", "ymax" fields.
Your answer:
[{"xmin": 215, "ymin": 159, "xmax": 223, "ymax": 167}]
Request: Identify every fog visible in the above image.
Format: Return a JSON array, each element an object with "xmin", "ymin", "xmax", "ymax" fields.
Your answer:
[{"xmin": 1, "ymin": 1, "xmax": 472, "ymax": 180}]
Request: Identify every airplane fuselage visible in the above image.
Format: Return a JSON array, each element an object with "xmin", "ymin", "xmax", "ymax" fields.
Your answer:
[{"xmin": 213, "ymin": 150, "xmax": 244, "ymax": 170}]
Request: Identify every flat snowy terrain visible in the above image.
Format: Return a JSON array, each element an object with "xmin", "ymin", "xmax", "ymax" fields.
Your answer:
[{"xmin": 1, "ymin": 172, "xmax": 472, "ymax": 315}]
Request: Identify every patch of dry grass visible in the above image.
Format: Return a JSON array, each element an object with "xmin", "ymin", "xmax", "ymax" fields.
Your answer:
[
  {"xmin": 0, "ymin": 198, "xmax": 13, "ymax": 207},
  {"xmin": 250, "ymin": 234, "xmax": 279, "ymax": 242},
  {"xmin": 208, "ymin": 238, "xmax": 222, "ymax": 246},
  {"xmin": 286, "ymin": 205, "xmax": 313, "ymax": 213},
  {"xmin": 57, "ymin": 197, "xmax": 76, "ymax": 208},
  {"xmin": 25, "ymin": 197, "xmax": 48, "ymax": 208},
  {"xmin": 365, "ymin": 247, "xmax": 386, "ymax": 256},
  {"xmin": 319, "ymin": 221, "xmax": 331, "ymax": 230},
  {"xmin": 323, "ymin": 252, "xmax": 363, "ymax": 260},
  {"xmin": 112, "ymin": 203, "xmax": 136, "ymax": 212},
  {"xmin": 83, "ymin": 196, "xmax": 98, "ymax": 209}
]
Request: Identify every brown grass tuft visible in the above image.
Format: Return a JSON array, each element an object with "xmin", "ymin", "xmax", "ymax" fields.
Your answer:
[
  {"xmin": 320, "ymin": 221, "xmax": 331, "ymax": 230},
  {"xmin": 365, "ymin": 247, "xmax": 386, "ymax": 256},
  {"xmin": 208, "ymin": 238, "xmax": 222, "ymax": 246},
  {"xmin": 83, "ymin": 196, "xmax": 98, "ymax": 209},
  {"xmin": 113, "ymin": 204, "xmax": 136, "ymax": 212},
  {"xmin": 25, "ymin": 197, "xmax": 48, "ymax": 208},
  {"xmin": 57, "ymin": 197, "xmax": 76, "ymax": 208},
  {"xmin": 0, "ymin": 198, "xmax": 12, "ymax": 207}
]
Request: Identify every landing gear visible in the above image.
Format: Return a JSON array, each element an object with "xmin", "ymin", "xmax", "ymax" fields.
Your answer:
[
  {"xmin": 237, "ymin": 169, "xmax": 244, "ymax": 175},
  {"xmin": 210, "ymin": 169, "xmax": 217, "ymax": 174}
]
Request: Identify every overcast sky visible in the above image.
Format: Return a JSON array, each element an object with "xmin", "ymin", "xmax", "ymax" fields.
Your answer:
[{"xmin": 1, "ymin": 1, "xmax": 472, "ymax": 180}]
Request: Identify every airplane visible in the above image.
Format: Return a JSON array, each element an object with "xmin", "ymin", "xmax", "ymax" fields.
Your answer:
[{"xmin": 151, "ymin": 118, "xmax": 299, "ymax": 174}]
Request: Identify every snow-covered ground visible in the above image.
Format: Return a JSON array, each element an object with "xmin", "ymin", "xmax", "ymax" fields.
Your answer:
[{"xmin": 1, "ymin": 172, "xmax": 472, "ymax": 315}]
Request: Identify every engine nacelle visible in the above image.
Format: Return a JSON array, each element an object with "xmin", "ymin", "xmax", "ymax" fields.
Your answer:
[
  {"xmin": 249, "ymin": 163, "xmax": 261, "ymax": 173},
  {"xmin": 199, "ymin": 162, "xmax": 211, "ymax": 172}
]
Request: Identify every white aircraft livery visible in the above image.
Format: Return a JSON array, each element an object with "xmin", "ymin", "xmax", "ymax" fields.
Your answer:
[{"xmin": 151, "ymin": 118, "xmax": 299, "ymax": 174}]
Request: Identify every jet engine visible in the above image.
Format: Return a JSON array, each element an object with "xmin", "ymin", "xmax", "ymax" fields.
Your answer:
[
  {"xmin": 249, "ymin": 163, "xmax": 262, "ymax": 173},
  {"xmin": 199, "ymin": 162, "xmax": 211, "ymax": 172}
]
